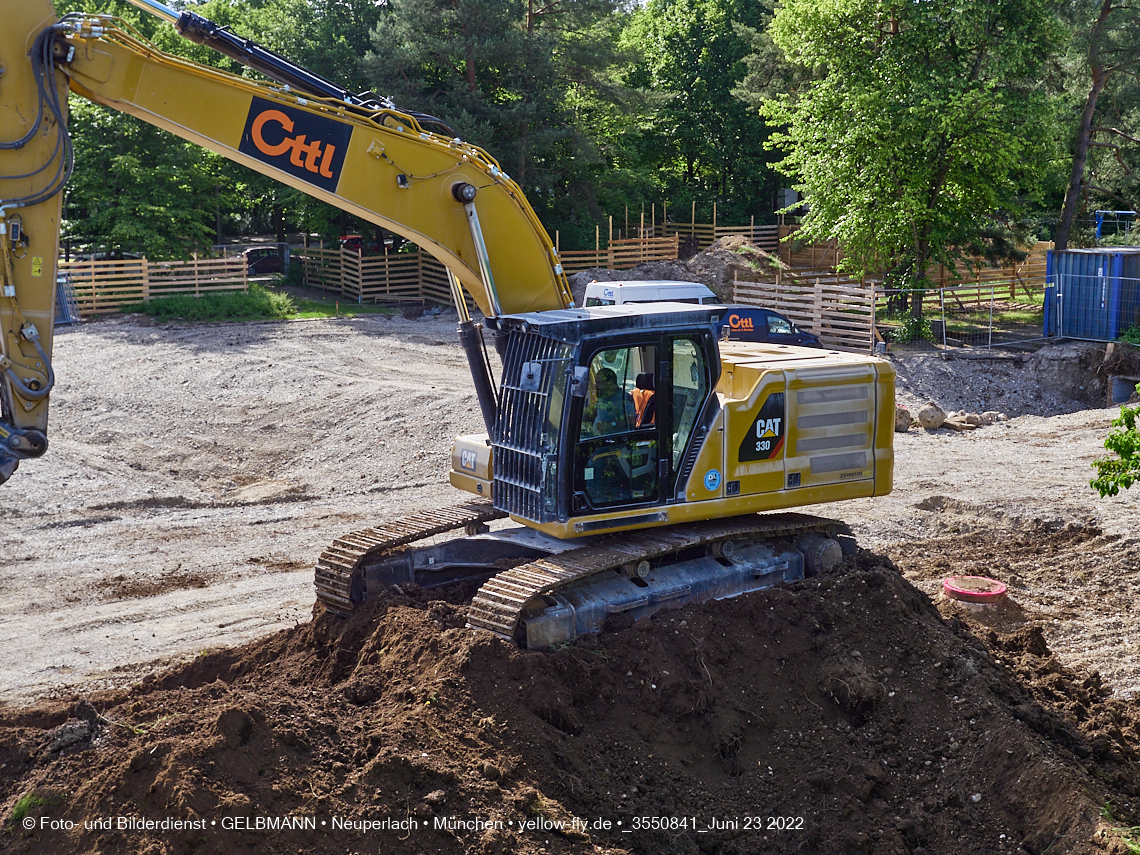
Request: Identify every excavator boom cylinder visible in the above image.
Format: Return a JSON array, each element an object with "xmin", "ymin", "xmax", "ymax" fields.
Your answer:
[{"xmin": 122, "ymin": 0, "xmax": 178, "ymax": 25}]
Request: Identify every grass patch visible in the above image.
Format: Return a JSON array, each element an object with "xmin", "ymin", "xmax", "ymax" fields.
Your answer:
[
  {"xmin": 8, "ymin": 791, "xmax": 64, "ymax": 832},
  {"xmin": 1102, "ymin": 804, "xmax": 1140, "ymax": 854},
  {"xmin": 288, "ymin": 295, "xmax": 396, "ymax": 319},
  {"xmin": 121, "ymin": 284, "xmax": 396, "ymax": 323},
  {"xmin": 1120, "ymin": 327, "xmax": 1140, "ymax": 346}
]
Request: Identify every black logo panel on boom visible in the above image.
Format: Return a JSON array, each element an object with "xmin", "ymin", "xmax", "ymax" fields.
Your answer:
[{"xmin": 239, "ymin": 96, "xmax": 351, "ymax": 192}]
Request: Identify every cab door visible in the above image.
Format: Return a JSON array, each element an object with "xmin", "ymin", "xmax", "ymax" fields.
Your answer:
[
  {"xmin": 572, "ymin": 343, "xmax": 662, "ymax": 512},
  {"xmin": 570, "ymin": 335, "xmax": 713, "ymax": 515}
]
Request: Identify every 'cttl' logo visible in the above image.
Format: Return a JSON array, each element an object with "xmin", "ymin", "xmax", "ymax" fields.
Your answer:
[
  {"xmin": 252, "ymin": 110, "xmax": 338, "ymax": 177},
  {"xmin": 725, "ymin": 313, "xmax": 754, "ymax": 332},
  {"xmin": 239, "ymin": 97, "xmax": 352, "ymax": 192}
]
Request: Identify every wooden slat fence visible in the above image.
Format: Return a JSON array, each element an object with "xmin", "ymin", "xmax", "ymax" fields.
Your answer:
[
  {"xmin": 298, "ymin": 246, "xmax": 465, "ymax": 307},
  {"xmin": 558, "ymin": 236, "xmax": 680, "ymax": 274},
  {"xmin": 777, "ymin": 229, "xmax": 1052, "ymax": 293},
  {"xmin": 734, "ymin": 271, "xmax": 875, "ymax": 352},
  {"xmin": 58, "ymin": 256, "xmax": 248, "ymax": 315},
  {"xmin": 660, "ymin": 222, "xmax": 782, "ymax": 253}
]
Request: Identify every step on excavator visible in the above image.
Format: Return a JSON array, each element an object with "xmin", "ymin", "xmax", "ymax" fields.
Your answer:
[{"xmin": 1, "ymin": 0, "xmax": 895, "ymax": 649}]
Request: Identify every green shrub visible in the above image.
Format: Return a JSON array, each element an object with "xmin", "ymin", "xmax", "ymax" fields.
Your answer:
[
  {"xmin": 121, "ymin": 284, "xmax": 296, "ymax": 322},
  {"xmin": 890, "ymin": 315, "xmax": 931, "ymax": 344},
  {"xmin": 1092, "ymin": 385, "xmax": 1140, "ymax": 497}
]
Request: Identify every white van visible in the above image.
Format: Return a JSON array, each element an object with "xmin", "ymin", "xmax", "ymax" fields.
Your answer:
[{"xmin": 582, "ymin": 280, "xmax": 716, "ymax": 307}]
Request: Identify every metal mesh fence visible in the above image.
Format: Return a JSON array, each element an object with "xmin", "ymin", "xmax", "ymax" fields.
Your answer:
[{"xmin": 875, "ymin": 280, "xmax": 1048, "ymax": 352}]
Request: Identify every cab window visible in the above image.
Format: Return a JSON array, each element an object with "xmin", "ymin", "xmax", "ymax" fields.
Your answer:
[
  {"xmin": 575, "ymin": 346, "xmax": 659, "ymax": 509},
  {"xmin": 671, "ymin": 338, "xmax": 708, "ymax": 470},
  {"xmin": 580, "ymin": 348, "xmax": 642, "ymax": 438}
]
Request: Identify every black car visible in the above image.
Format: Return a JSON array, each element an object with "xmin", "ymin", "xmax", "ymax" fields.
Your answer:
[
  {"xmin": 243, "ymin": 246, "xmax": 284, "ymax": 275},
  {"xmin": 716, "ymin": 306, "xmax": 823, "ymax": 347}
]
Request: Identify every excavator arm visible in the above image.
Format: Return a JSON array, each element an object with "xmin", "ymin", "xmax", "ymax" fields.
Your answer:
[{"xmin": 0, "ymin": 0, "xmax": 572, "ymax": 480}]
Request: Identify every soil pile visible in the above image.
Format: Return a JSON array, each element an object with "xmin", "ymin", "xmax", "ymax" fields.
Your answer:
[
  {"xmin": 892, "ymin": 344, "xmax": 1109, "ymax": 417},
  {"xmin": 2, "ymin": 551, "xmax": 1137, "ymax": 855},
  {"xmin": 566, "ymin": 236, "xmax": 778, "ymax": 305}
]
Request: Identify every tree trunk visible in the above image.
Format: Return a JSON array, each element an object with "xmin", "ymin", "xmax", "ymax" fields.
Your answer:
[
  {"xmin": 273, "ymin": 203, "xmax": 286, "ymax": 244},
  {"xmin": 1055, "ymin": 0, "xmax": 1115, "ymax": 251},
  {"xmin": 1056, "ymin": 67, "xmax": 1108, "ymax": 250},
  {"xmin": 910, "ymin": 240, "xmax": 929, "ymax": 322},
  {"xmin": 458, "ymin": 0, "xmax": 477, "ymax": 95}
]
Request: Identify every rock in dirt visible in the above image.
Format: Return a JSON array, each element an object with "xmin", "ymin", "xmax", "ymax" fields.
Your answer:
[
  {"xmin": 917, "ymin": 402, "xmax": 947, "ymax": 429},
  {"xmin": 44, "ymin": 719, "xmax": 92, "ymax": 753},
  {"xmin": 895, "ymin": 405, "xmax": 912, "ymax": 432}
]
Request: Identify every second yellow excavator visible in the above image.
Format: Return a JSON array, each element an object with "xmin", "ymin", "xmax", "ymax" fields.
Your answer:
[{"xmin": 1, "ymin": 0, "xmax": 894, "ymax": 650}]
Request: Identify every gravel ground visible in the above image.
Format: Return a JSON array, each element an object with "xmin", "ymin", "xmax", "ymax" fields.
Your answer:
[{"xmin": 0, "ymin": 313, "xmax": 1136, "ymax": 705}]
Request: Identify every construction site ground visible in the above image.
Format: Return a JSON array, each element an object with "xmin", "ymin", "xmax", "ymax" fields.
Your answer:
[{"xmin": 0, "ymin": 310, "xmax": 1138, "ymax": 855}]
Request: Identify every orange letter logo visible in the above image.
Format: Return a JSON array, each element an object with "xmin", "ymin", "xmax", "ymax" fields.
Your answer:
[
  {"xmin": 252, "ymin": 110, "xmax": 296, "ymax": 157},
  {"xmin": 242, "ymin": 97, "xmax": 351, "ymax": 189}
]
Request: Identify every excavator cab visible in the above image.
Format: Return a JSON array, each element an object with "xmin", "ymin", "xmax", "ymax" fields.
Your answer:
[
  {"xmin": 450, "ymin": 298, "xmax": 893, "ymax": 547},
  {"xmin": 483, "ymin": 303, "xmax": 723, "ymax": 535}
]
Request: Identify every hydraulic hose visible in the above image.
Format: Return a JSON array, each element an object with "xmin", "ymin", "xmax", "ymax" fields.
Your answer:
[{"xmin": 4, "ymin": 337, "xmax": 54, "ymax": 401}]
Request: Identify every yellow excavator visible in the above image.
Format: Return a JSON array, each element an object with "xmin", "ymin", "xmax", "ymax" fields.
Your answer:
[{"xmin": 1, "ymin": 0, "xmax": 895, "ymax": 649}]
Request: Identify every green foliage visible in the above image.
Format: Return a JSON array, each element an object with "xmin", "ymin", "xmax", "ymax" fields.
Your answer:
[
  {"xmin": 1121, "ymin": 327, "xmax": 1140, "ymax": 346},
  {"xmin": 1091, "ymin": 388, "xmax": 1140, "ymax": 497},
  {"xmin": 64, "ymin": 99, "xmax": 225, "ymax": 259},
  {"xmin": 119, "ymin": 284, "xmax": 396, "ymax": 322},
  {"xmin": 619, "ymin": 0, "xmax": 777, "ymax": 224},
  {"xmin": 363, "ymin": 0, "xmax": 630, "ymax": 248},
  {"xmin": 1052, "ymin": 0, "xmax": 1140, "ymax": 250},
  {"xmin": 759, "ymin": 0, "xmax": 1063, "ymax": 308},
  {"xmin": 121, "ymin": 284, "xmax": 297, "ymax": 322},
  {"xmin": 893, "ymin": 315, "xmax": 932, "ymax": 345}
]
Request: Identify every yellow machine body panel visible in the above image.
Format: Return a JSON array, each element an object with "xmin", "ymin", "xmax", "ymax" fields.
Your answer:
[
  {"xmin": 0, "ymin": 3, "xmax": 68, "ymax": 436},
  {"xmin": 449, "ymin": 434, "xmax": 494, "ymax": 499}
]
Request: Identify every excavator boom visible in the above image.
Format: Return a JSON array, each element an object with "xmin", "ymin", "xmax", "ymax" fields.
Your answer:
[{"xmin": 0, "ymin": 0, "xmax": 573, "ymax": 479}]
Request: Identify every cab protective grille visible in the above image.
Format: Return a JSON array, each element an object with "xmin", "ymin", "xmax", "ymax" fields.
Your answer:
[{"xmin": 492, "ymin": 331, "xmax": 571, "ymax": 523}]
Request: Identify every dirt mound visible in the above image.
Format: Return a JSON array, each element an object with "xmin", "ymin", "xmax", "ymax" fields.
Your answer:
[
  {"xmin": 2, "ymin": 553, "xmax": 1137, "ymax": 855},
  {"xmin": 566, "ymin": 236, "xmax": 780, "ymax": 305},
  {"xmin": 892, "ymin": 344, "xmax": 1108, "ymax": 417},
  {"xmin": 684, "ymin": 236, "xmax": 785, "ymax": 302}
]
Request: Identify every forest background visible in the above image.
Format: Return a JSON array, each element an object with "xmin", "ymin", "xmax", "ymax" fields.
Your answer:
[{"xmin": 51, "ymin": 0, "xmax": 1140, "ymax": 289}]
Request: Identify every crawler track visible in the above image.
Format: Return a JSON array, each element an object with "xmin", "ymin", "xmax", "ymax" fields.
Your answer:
[
  {"xmin": 469, "ymin": 512, "xmax": 841, "ymax": 642},
  {"xmin": 313, "ymin": 498, "xmax": 508, "ymax": 612},
  {"xmin": 316, "ymin": 504, "xmax": 842, "ymax": 644}
]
